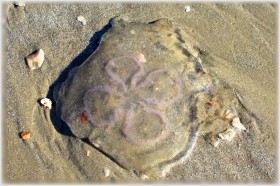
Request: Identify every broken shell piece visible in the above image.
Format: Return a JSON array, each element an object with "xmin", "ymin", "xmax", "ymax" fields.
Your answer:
[
  {"xmin": 40, "ymin": 98, "xmax": 52, "ymax": 109},
  {"xmin": 204, "ymin": 133, "xmax": 220, "ymax": 147},
  {"xmin": 218, "ymin": 128, "xmax": 236, "ymax": 141},
  {"xmin": 224, "ymin": 109, "xmax": 237, "ymax": 119},
  {"xmin": 184, "ymin": 5, "xmax": 191, "ymax": 13},
  {"xmin": 211, "ymin": 138, "xmax": 220, "ymax": 147},
  {"xmin": 216, "ymin": 108, "xmax": 225, "ymax": 117},
  {"xmin": 205, "ymin": 134, "xmax": 220, "ymax": 147},
  {"xmin": 207, "ymin": 98, "xmax": 215, "ymax": 107},
  {"xmin": 140, "ymin": 174, "xmax": 149, "ymax": 180},
  {"xmin": 104, "ymin": 169, "xmax": 110, "ymax": 177},
  {"xmin": 25, "ymin": 49, "xmax": 45, "ymax": 70},
  {"xmin": 79, "ymin": 113, "xmax": 88, "ymax": 124},
  {"xmin": 137, "ymin": 52, "xmax": 146, "ymax": 63},
  {"xmin": 20, "ymin": 131, "xmax": 31, "ymax": 140},
  {"xmin": 86, "ymin": 149, "xmax": 90, "ymax": 157},
  {"xmin": 232, "ymin": 117, "xmax": 246, "ymax": 130},
  {"xmin": 77, "ymin": 15, "xmax": 87, "ymax": 25},
  {"xmin": 92, "ymin": 141, "xmax": 100, "ymax": 148}
]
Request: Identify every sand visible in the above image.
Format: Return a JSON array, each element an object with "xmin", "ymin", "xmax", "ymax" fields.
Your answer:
[{"xmin": 3, "ymin": 3, "xmax": 277, "ymax": 183}]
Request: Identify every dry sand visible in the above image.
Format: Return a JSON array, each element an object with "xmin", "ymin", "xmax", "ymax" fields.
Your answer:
[{"xmin": 3, "ymin": 3, "xmax": 277, "ymax": 183}]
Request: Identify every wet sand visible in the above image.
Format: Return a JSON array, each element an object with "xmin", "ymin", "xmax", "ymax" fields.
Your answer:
[{"xmin": 3, "ymin": 3, "xmax": 277, "ymax": 183}]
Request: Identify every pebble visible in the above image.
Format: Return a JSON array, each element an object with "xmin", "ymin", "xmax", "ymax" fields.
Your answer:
[
  {"xmin": 77, "ymin": 15, "xmax": 87, "ymax": 25},
  {"xmin": 40, "ymin": 98, "xmax": 52, "ymax": 109},
  {"xmin": 231, "ymin": 117, "xmax": 246, "ymax": 130},
  {"xmin": 25, "ymin": 49, "xmax": 45, "ymax": 70},
  {"xmin": 20, "ymin": 131, "xmax": 31, "ymax": 140}
]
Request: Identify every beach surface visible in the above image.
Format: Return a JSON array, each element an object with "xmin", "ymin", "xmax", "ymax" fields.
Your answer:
[{"xmin": 3, "ymin": 3, "xmax": 277, "ymax": 183}]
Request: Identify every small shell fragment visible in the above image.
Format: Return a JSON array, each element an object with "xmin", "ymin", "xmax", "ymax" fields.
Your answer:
[
  {"xmin": 232, "ymin": 117, "xmax": 246, "ymax": 130},
  {"xmin": 86, "ymin": 149, "xmax": 90, "ymax": 157},
  {"xmin": 140, "ymin": 174, "xmax": 149, "ymax": 180},
  {"xmin": 216, "ymin": 108, "xmax": 225, "ymax": 117},
  {"xmin": 137, "ymin": 52, "xmax": 146, "ymax": 63},
  {"xmin": 211, "ymin": 138, "xmax": 220, "ymax": 147},
  {"xmin": 25, "ymin": 49, "xmax": 45, "ymax": 70},
  {"xmin": 40, "ymin": 98, "xmax": 52, "ymax": 109},
  {"xmin": 92, "ymin": 141, "xmax": 100, "ymax": 148},
  {"xmin": 184, "ymin": 5, "xmax": 191, "ymax": 13},
  {"xmin": 224, "ymin": 109, "xmax": 237, "ymax": 120},
  {"xmin": 20, "ymin": 131, "xmax": 31, "ymax": 140},
  {"xmin": 207, "ymin": 98, "xmax": 215, "ymax": 106},
  {"xmin": 218, "ymin": 128, "xmax": 236, "ymax": 141},
  {"xmin": 205, "ymin": 134, "xmax": 220, "ymax": 147},
  {"xmin": 104, "ymin": 169, "xmax": 110, "ymax": 177},
  {"xmin": 77, "ymin": 15, "xmax": 87, "ymax": 25},
  {"xmin": 79, "ymin": 113, "xmax": 88, "ymax": 124}
]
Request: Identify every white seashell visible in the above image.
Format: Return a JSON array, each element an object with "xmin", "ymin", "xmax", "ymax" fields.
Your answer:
[
  {"xmin": 104, "ymin": 169, "xmax": 110, "ymax": 177},
  {"xmin": 40, "ymin": 98, "xmax": 52, "ymax": 109},
  {"xmin": 184, "ymin": 5, "xmax": 191, "ymax": 13},
  {"xmin": 92, "ymin": 139, "xmax": 101, "ymax": 148},
  {"xmin": 26, "ymin": 49, "xmax": 45, "ymax": 70},
  {"xmin": 231, "ymin": 117, "xmax": 246, "ymax": 130},
  {"xmin": 140, "ymin": 174, "xmax": 149, "ymax": 180},
  {"xmin": 14, "ymin": 2, "xmax": 25, "ymax": 7},
  {"xmin": 92, "ymin": 142, "xmax": 100, "ymax": 148},
  {"xmin": 218, "ymin": 128, "xmax": 236, "ymax": 141},
  {"xmin": 77, "ymin": 15, "xmax": 87, "ymax": 25}
]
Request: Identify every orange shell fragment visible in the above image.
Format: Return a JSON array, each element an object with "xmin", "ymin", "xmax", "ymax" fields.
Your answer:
[
  {"xmin": 207, "ymin": 99, "xmax": 215, "ymax": 106},
  {"xmin": 137, "ymin": 52, "xmax": 146, "ymax": 63},
  {"xmin": 79, "ymin": 113, "xmax": 88, "ymax": 124},
  {"xmin": 20, "ymin": 131, "xmax": 31, "ymax": 140}
]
